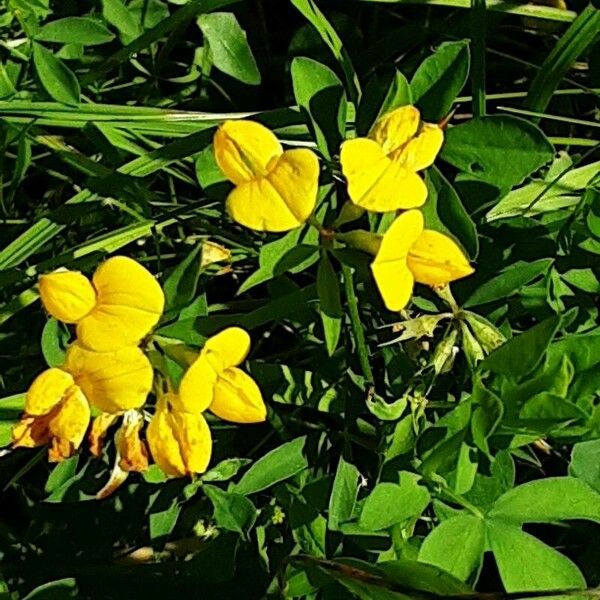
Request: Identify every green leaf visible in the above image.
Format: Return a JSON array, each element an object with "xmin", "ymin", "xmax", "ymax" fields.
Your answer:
[
  {"xmin": 22, "ymin": 579, "xmax": 77, "ymax": 600},
  {"xmin": 163, "ymin": 244, "xmax": 202, "ymax": 311},
  {"xmin": 45, "ymin": 456, "xmax": 79, "ymax": 494},
  {"xmin": 489, "ymin": 477, "xmax": 600, "ymax": 524},
  {"xmin": 36, "ymin": 17, "xmax": 115, "ymax": 45},
  {"xmin": 366, "ymin": 395, "xmax": 407, "ymax": 421},
  {"xmin": 480, "ymin": 314, "xmax": 562, "ymax": 378},
  {"xmin": 328, "ymin": 457, "xmax": 360, "ymax": 531},
  {"xmin": 317, "ymin": 252, "xmax": 342, "ymax": 355},
  {"xmin": 524, "ymin": 4, "xmax": 600, "ymax": 113},
  {"xmin": 204, "ymin": 485, "xmax": 257, "ymax": 536},
  {"xmin": 570, "ymin": 439, "xmax": 600, "ymax": 493},
  {"xmin": 359, "ymin": 473, "xmax": 430, "ymax": 531},
  {"xmin": 197, "ymin": 12, "xmax": 260, "ymax": 85},
  {"xmin": 238, "ymin": 227, "xmax": 319, "ymax": 294},
  {"xmin": 418, "ymin": 515, "xmax": 485, "ymax": 581},
  {"xmin": 149, "ymin": 502, "xmax": 180, "ymax": 540},
  {"xmin": 41, "ymin": 318, "xmax": 67, "ymax": 367},
  {"xmin": 486, "ymin": 519, "xmax": 585, "ymax": 592},
  {"xmin": 202, "ymin": 457, "xmax": 252, "ymax": 482},
  {"xmin": 411, "ymin": 40, "xmax": 470, "ymax": 121},
  {"xmin": 291, "ymin": 57, "xmax": 346, "ymax": 158},
  {"xmin": 441, "ymin": 115, "xmax": 554, "ymax": 191},
  {"xmin": 470, "ymin": 380, "xmax": 503, "ymax": 455},
  {"xmin": 0, "ymin": 393, "xmax": 25, "ymax": 446},
  {"xmin": 356, "ymin": 69, "xmax": 412, "ymax": 136},
  {"xmin": 102, "ymin": 0, "xmax": 142, "ymax": 43},
  {"xmin": 464, "ymin": 258, "xmax": 552, "ymax": 307},
  {"xmin": 234, "ymin": 436, "xmax": 308, "ymax": 495},
  {"xmin": 423, "ymin": 166, "xmax": 478, "ymax": 259},
  {"xmin": 32, "ymin": 42, "xmax": 80, "ymax": 106}
]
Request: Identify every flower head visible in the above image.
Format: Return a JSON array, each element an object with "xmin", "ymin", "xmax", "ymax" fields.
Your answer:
[
  {"xmin": 147, "ymin": 393, "xmax": 212, "ymax": 478},
  {"xmin": 371, "ymin": 210, "xmax": 474, "ymax": 311},
  {"xmin": 12, "ymin": 344, "xmax": 153, "ymax": 461},
  {"xmin": 214, "ymin": 120, "xmax": 319, "ymax": 232},
  {"xmin": 340, "ymin": 105, "xmax": 443, "ymax": 212},
  {"xmin": 178, "ymin": 327, "xmax": 267, "ymax": 423},
  {"xmin": 39, "ymin": 256, "xmax": 164, "ymax": 352}
]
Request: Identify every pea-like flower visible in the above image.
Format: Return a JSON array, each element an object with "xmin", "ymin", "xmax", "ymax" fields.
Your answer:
[
  {"xmin": 371, "ymin": 210, "xmax": 474, "ymax": 311},
  {"xmin": 38, "ymin": 255, "xmax": 165, "ymax": 352},
  {"xmin": 178, "ymin": 326, "xmax": 267, "ymax": 423},
  {"xmin": 12, "ymin": 343, "xmax": 153, "ymax": 461},
  {"xmin": 340, "ymin": 105, "xmax": 443, "ymax": 212},
  {"xmin": 213, "ymin": 120, "xmax": 319, "ymax": 232},
  {"xmin": 147, "ymin": 393, "xmax": 212, "ymax": 478}
]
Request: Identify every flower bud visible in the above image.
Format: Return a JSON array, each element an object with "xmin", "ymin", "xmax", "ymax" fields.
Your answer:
[{"xmin": 464, "ymin": 312, "xmax": 506, "ymax": 354}]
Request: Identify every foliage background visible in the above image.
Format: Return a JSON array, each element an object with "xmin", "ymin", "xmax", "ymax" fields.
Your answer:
[{"xmin": 0, "ymin": 0, "xmax": 599, "ymax": 598}]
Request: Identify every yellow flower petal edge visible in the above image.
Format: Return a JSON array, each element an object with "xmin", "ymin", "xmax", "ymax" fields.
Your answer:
[
  {"xmin": 64, "ymin": 342, "xmax": 153, "ymax": 414},
  {"xmin": 38, "ymin": 256, "xmax": 165, "ymax": 352},
  {"xmin": 214, "ymin": 120, "xmax": 282, "ymax": 185},
  {"xmin": 147, "ymin": 394, "xmax": 212, "ymax": 478},
  {"xmin": 214, "ymin": 120, "xmax": 319, "ymax": 232},
  {"xmin": 371, "ymin": 210, "xmax": 474, "ymax": 311},
  {"xmin": 178, "ymin": 326, "xmax": 251, "ymax": 413},
  {"xmin": 340, "ymin": 105, "xmax": 443, "ymax": 212},
  {"xmin": 39, "ymin": 271, "xmax": 96, "ymax": 323},
  {"xmin": 210, "ymin": 367, "xmax": 267, "ymax": 424},
  {"xmin": 77, "ymin": 256, "xmax": 165, "ymax": 352}
]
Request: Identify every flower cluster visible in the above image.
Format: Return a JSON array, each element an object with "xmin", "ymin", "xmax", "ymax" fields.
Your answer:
[
  {"xmin": 214, "ymin": 105, "xmax": 474, "ymax": 311},
  {"xmin": 12, "ymin": 256, "xmax": 266, "ymax": 488}
]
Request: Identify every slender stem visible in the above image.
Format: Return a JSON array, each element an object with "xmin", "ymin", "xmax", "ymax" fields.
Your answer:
[
  {"xmin": 342, "ymin": 265, "xmax": 374, "ymax": 385},
  {"xmin": 470, "ymin": 0, "xmax": 486, "ymax": 117}
]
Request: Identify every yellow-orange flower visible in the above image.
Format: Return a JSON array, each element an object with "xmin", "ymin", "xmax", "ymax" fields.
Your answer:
[
  {"xmin": 213, "ymin": 120, "xmax": 319, "ymax": 232},
  {"xmin": 178, "ymin": 327, "xmax": 267, "ymax": 423},
  {"xmin": 38, "ymin": 255, "xmax": 164, "ymax": 352},
  {"xmin": 12, "ymin": 344, "xmax": 153, "ymax": 461},
  {"xmin": 371, "ymin": 210, "xmax": 474, "ymax": 311},
  {"xmin": 147, "ymin": 393, "xmax": 212, "ymax": 478},
  {"xmin": 340, "ymin": 105, "xmax": 443, "ymax": 212}
]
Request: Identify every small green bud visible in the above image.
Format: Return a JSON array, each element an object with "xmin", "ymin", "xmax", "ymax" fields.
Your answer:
[
  {"xmin": 336, "ymin": 230, "xmax": 382, "ymax": 256},
  {"xmin": 432, "ymin": 328, "xmax": 459, "ymax": 374},
  {"xmin": 464, "ymin": 312, "xmax": 506, "ymax": 354},
  {"xmin": 459, "ymin": 321, "xmax": 485, "ymax": 367}
]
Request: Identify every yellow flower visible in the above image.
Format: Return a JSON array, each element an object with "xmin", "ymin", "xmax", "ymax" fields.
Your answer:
[
  {"xmin": 147, "ymin": 393, "xmax": 212, "ymax": 478},
  {"xmin": 39, "ymin": 255, "xmax": 165, "ymax": 352},
  {"xmin": 12, "ymin": 344, "xmax": 153, "ymax": 462},
  {"xmin": 178, "ymin": 327, "xmax": 267, "ymax": 423},
  {"xmin": 340, "ymin": 105, "xmax": 443, "ymax": 212},
  {"xmin": 213, "ymin": 120, "xmax": 319, "ymax": 232},
  {"xmin": 371, "ymin": 210, "xmax": 474, "ymax": 312}
]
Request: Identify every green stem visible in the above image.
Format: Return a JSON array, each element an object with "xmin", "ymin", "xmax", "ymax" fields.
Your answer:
[{"xmin": 342, "ymin": 265, "xmax": 374, "ymax": 385}]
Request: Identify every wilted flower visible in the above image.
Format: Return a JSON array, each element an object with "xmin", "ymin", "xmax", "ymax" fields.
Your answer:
[
  {"xmin": 13, "ymin": 344, "xmax": 153, "ymax": 461},
  {"xmin": 213, "ymin": 120, "xmax": 319, "ymax": 232},
  {"xmin": 340, "ymin": 105, "xmax": 443, "ymax": 212},
  {"xmin": 38, "ymin": 255, "xmax": 164, "ymax": 352}
]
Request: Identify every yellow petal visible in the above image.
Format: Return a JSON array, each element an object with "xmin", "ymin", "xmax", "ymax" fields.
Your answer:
[
  {"xmin": 25, "ymin": 368, "xmax": 75, "ymax": 416},
  {"xmin": 171, "ymin": 410, "xmax": 212, "ymax": 475},
  {"xmin": 147, "ymin": 396, "xmax": 187, "ymax": 477},
  {"xmin": 369, "ymin": 105, "xmax": 420, "ymax": 155},
  {"xmin": 395, "ymin": 123, "xmax": 444, "ymax": 171},
  {"xmin": 203, "ymin": 327, "xmax": 251, "ymax": 372},
  {"xmin": 116, "ymin": 410, "xmax": 148, "ymax": 472},
  {"xmin": 371, "ymin": 210, "xmax": 424, "ymax": 312},
  {"xmin": 210, "ymin": 367, "xmax": 267, "ymax": 424},
  {"xmin": 340, "ymin": 138, "xmax": 427, "ymax": 212},
  {"xmin": 47, "ymin": 385, "xmax": 90, "ymax": 462},
  {"xmin": 64, "ymin": 342, "xmax": 153, "ymax": 413},
  {"xmin": 407, "ymin": 229, "xmax": 474, "ymax": 286},
  {"xmin": 38, "ymin": 271, "xmax": 96, "ymax": 323},
  {"xmin": 147, "ymin": 394, "xmax": 211, "ymax": 477},
  {"xmin": 178, "ymin": 353, "xmax": 218, "ymax": 413},
  {"xmin": 214, "ymin": 120, "xmax": 282, "ymax": 185},
  {"xmin": 227, "ymin": 148, "xmax": 319, "ymax": 232},
  {"xmin": 201, "ymin": 240, "xmax": 231, "ymax": 268},
  {"xmin": 12, "ymin": 416, "xmax": 51, "ymax": 448},
  {"xmin": 76, "ymin": 256, "xmax": 165, "ymax": 352},
  {"xmin": 89, "ymin": 412, "xmax": 119, "ymax": 457}
]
